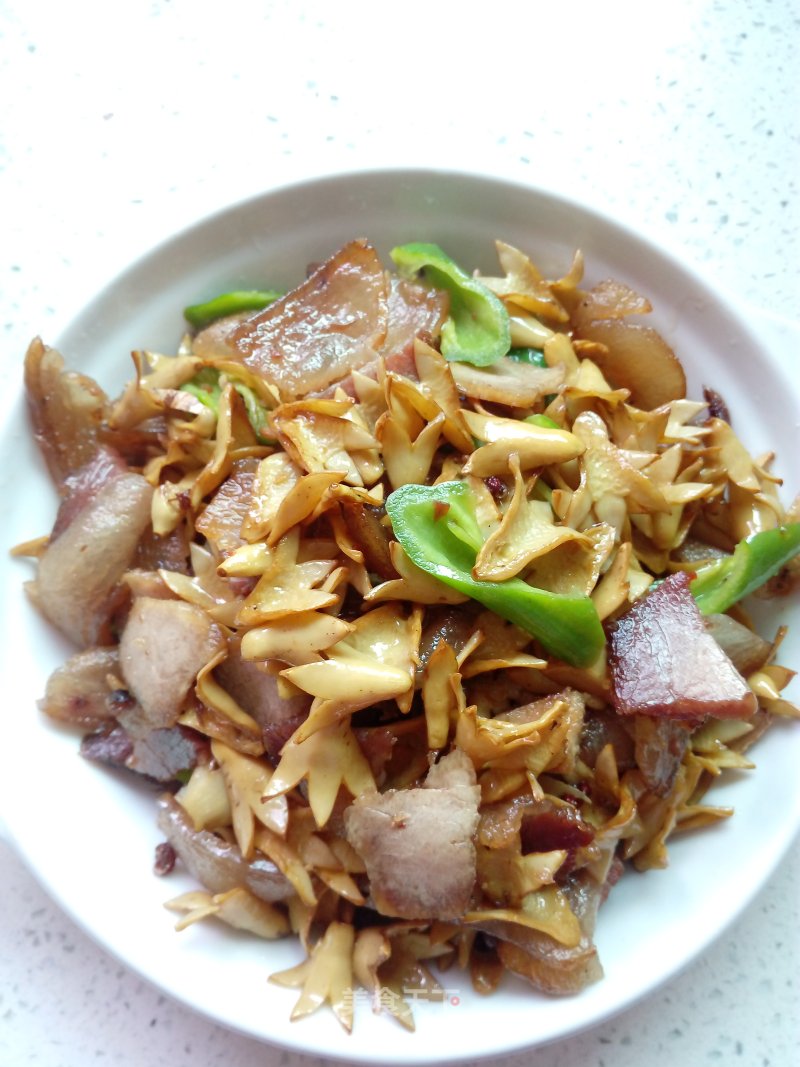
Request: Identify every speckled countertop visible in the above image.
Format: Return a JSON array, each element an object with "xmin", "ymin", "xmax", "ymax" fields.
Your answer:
[{"xmin": 1, "ymin": 2, "xmax": 798, "ymax": 1065}]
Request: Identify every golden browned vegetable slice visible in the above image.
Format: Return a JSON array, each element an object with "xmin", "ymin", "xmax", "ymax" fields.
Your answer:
[
  {"xmin": 573, "ymin": 319, "xmax": 686, "ymax": 410},
  {"xmin": 194, "ymin": 240, "xmax": 390, "ymax": 400},
  {"xmin": 451, "ymin": 357, "xmax": 565, "ymax": 407},
  {"xmin": 344, "ymin": 748, "xmax": 480, "ymax": 920}
]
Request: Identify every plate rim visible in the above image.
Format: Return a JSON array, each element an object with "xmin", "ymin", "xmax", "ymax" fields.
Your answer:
[{"xmin": 2, "ymin": 165, "xmax": 800, "ymax": 1063}]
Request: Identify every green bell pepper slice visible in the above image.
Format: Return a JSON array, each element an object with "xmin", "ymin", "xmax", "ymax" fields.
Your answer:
[
  {"xmin": 390, "ymin": 242, "xmax": 510, "ymax": 367},
  {"xmin": 511, "ymin": 347, "xmax": 558, "ymax": 405},
  {"xmin": 691, "ymin": 523, "xmax": 800, "ymax": 615},
  {"xmin": 184, "ymin": 289, "xmax": 283, "ymax": 330},
  {"xmin": 525, "ymin": 414, "xmax": 561, "ymax": 430},
  {"xmin": 508, "ymin": 346, "xmax": 547, "ymax": 367},
  {"xmin": 181, "ymin": 367, "xmax": 273, "ymax": 443},
  {"xmin": 385, "ymin": 480, "xmax": 605, "ymax": 667}
]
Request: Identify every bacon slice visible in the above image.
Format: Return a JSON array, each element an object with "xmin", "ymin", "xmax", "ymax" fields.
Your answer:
[
  {"xmin": 380, "ymin": 276, "xmax": 448, "ymax": 361},
  {"xmin": 156, "ymin": 794, "xmax": 293, "ymax": 903},
  {"xmin": 632, "ymin": 715, "xmax": 692, "ymax": 795},
  {"xmin": 81, "ymin": 721, "xmax": 204, "ymax": 783},
  {"xmin": 608, "ymin": 571, "xmax": 757, "ymax": 720},
  {"xmin": 24, "ymin": 337, "xmax": 109, "ymax": 484},
  {"xmin": 519, "ymin": 800, "xmax": 595, "ymax": 854},
  {"xmin": 193, "ymin": 240, "xmax": 389, "ymax": 400},
  {"xmin": 50, "ymin": 447, "xmax": 127, "ymax": 539},
  {"xmin": 32, "ymin": 453, "xmax": 153, "ymax": 647},
  {"xmin": 216, "ymin": 645, "xmax": 310, "ymax": 731},
  {"xmin": 344, "ymin": 747, "xmax": 480, "ymax": 920},
  {"xmin": 39, "ymin": 646, "xmax": 120, "ymax": 727},
  {"xmin": 119, "ymin": 597, "xmax": 225, "ymax": 728},
  {"xmin": 195, "ymin": 457, "xmax": 258, "ymax": 556},
  {"xmin": 314, "ymin": 279, "xmax": 446, "ymax": 400}
]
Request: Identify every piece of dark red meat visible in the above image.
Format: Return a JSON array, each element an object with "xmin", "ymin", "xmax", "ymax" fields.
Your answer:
[
  {"xmin": 80, "ymin": 721, "xmax": 206, "ymax": 783},
  {"xmin": 607, "ymin": 572, "xmax": 757, "ymax": 720}
]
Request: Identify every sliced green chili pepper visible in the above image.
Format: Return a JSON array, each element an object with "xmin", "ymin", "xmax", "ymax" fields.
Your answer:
[
  {"xmin": 509, "ymin": 347, "xmax": 547, "ymax": 367},
  {"xmin": 385, "ymin": 480, "xmax": 605, "ymax": 667},
  {"xmin": 461, "ymin": 335, "xmax": 558, "ymax": 427},
  {"xmin": 390, "ymin": 242, "xmax": 510, "ymax": 367},
  {"xmin": 181, "ymin": 366, "xmax": 222, "ymax": 409},
  {"xmin": 183, "ymin": 289, "xmax": 283, "ymax": 330},
  {"xmin": 510, "ymin": 346, "xmax": 558, "ymax": 404},
  {"xmin": 232, "ymin": 380, "xmax": 273, "ymax": 443},
  {"xmin": 525, "ymin": 414, "xmax": 561, "ymax": 430},
  {"xmin": 181, "ymin": 367, "xmax": 273, "ymax": 443},
  {"xmin": 691, "ymin": 523, "xmax": 800, "ymax": 615}
]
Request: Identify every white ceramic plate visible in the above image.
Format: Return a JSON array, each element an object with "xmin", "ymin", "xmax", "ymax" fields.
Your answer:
[{"xmin": 2, "ymin": 169, "xmax": 799, "ymax": 1064}]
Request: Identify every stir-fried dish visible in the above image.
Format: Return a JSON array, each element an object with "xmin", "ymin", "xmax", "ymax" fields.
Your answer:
[{"xmin": 16, "ymin": 237, "xmax": 800, "ymax": 1032}]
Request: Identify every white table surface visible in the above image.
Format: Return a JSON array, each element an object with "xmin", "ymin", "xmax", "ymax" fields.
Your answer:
[{"xmin": 1, "ymin": 2, "xmax": 798, "ymax": 1065}]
